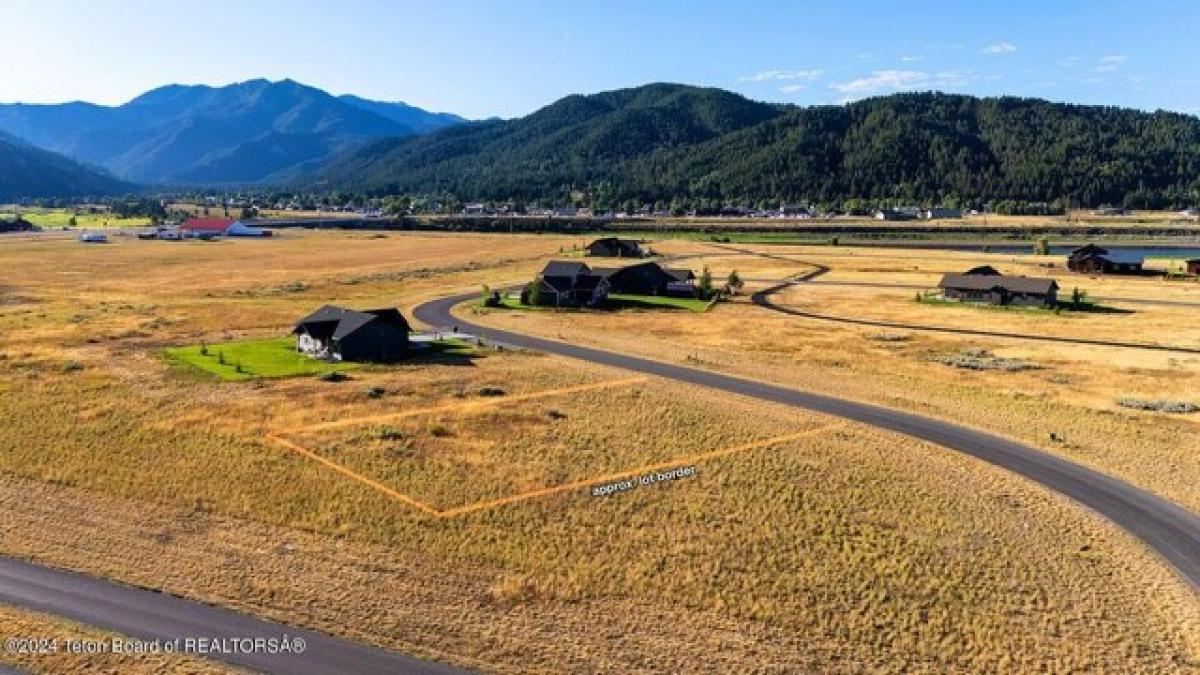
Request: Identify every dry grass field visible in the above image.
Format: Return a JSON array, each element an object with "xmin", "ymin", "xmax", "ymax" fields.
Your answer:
[{"xmin": 0, "ymin": 230, "xmax": 1198, "ymax": 671}]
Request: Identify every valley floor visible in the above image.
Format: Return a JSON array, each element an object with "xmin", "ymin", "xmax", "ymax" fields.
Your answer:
[{"xmin": 0, "ymin": 231, "xmax": 1197, "ymax": 672}]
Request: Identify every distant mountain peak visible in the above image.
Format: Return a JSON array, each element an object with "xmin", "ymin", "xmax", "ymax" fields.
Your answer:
[{"xmin": 0, "ymin": 78, "xmax": 467, "ymax": 186}]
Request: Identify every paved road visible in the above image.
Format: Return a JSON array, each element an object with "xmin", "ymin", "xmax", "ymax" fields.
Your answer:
[
  {"xmin": 0, "ymin": 555, "xmax": 468, "ymax": 674},
  {"xmin": 416, "ymin": 292, "xmax": 1200, "ymax": 591}
]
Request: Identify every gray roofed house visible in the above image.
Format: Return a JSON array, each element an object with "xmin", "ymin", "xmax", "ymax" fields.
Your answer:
[
  {"xmin": 293, "ymin": 305, "xmax": 410, "ymax": 362},
  {"xmin": 586, "ymin": 237, "xmax": 646, "ymax": 258},
  {"xmin": 1067, "ymin": 244, "xmax": 1145, "ymax": 274},
  {"xmin": 527, "ymin": 261, "xmax": 610, "ymax": 307},
  {"xmin": 937, "ymin": 273, "xmax": 1059, "ymax": 307}
]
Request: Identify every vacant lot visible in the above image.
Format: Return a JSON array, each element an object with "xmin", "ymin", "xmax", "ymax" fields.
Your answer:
[{"xmin": 0, "ymin": 231, "xmax": 1196, "ymax": 671}]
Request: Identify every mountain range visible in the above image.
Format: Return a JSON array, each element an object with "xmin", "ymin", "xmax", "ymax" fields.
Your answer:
[
  {"xmin": 0, "ymin": 79, "xmax": 465, "ymax": 186},
  {"xmin": 323, "ymin": 84, "xmax": 1200, "ymax": 209},
  {"xmin": 3, "ymin": 79, "xmax": 1199, "ymax": 209}
]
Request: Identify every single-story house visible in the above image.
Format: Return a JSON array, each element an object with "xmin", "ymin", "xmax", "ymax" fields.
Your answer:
[
  {"xmin": 1067, "ymin": 244, "xmax": 1144, "ymax": 274},
  {"xmin": 590, "ymin": 261, "xmax": 680, "ymax": 296},
  {"xmin": 525, "ymin": 261, "xmax": 610, "ymax": 307},
  {"xmin": 938, "ymin": 272, "xmax": 1059, "ymax": 307},
  {"xmin": 585, "ymin": 237, "xmax": 645, "ymax": 258},
  {"xmin": 1187, "ymin": 259, "xmax": 1200, "ymax": 275},
  {"xmin": 181, "ymin": 218, "xmax": 271, "ymax": 237},
  {"xmin": 1095, "ymin": 205, "xmax": 1127, "ymax": 216},
  {"xmin": 292, "ymin": 305, "xmax": 410, "ymax": 362}
]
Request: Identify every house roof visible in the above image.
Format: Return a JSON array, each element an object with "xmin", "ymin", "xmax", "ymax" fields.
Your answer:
[
  {"xmin": 181, "ymin": 218, "xmax": 235, "ymax": 232},
  {"xmin": 592, "ymin": 261, "xmax": 669, "ymax": 278},
  {"xmin": 586, "ymin": 237, "xmax": 642, "ymax": 252},
  {"xmin": 540, "ymin": 261, "xmax": 591, "ymax": 277},
  {"xmin": 664, "ymin": 267, "xmax": 696, "ymax": 281},
  {"xmin": 963, "ymin": 265, "xmax": 1001, "ymax": 276},
  {"xmin": 293, "ymin": 305, "xmax": 409, "ymax": 340},
  {"xmin": 938, "ymin": 273, "xmax": 1058, "ymax": 295}
]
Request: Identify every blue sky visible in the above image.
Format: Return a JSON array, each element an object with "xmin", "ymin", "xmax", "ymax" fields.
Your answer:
[{"xmin": 3, "ymin": 0, "xmax": 1198, "ymax": 118}]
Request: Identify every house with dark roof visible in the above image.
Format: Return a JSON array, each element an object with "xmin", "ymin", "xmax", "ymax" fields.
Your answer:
[
  {"xmin": 592, "ymin": 261, "xmax": 696, "ymax": 297},
  {"xmin": 292, "ymin": 305, "xmax": 410, "ymax": 362},
  {"xmin": 1187, "ymin": 259, "xmax": 1200, "ymax": 276},
  {"xmin": 1067, "ymin": 244, "xmax": 1144, "ymax": 274},
  {"xmin": 525, "ymin": 261, "xmax": 610, "ymax": 307},
  {"xmin": 963, "ymin": 265, "xmax": 1001, "ymax": 276},
  {"xmin": 585, "ymin": 237, "xmax": 645, "ymax": 258},
  {"xmin": 937, "ymin": 272, "xmax": 1059, "ymax": 307}
]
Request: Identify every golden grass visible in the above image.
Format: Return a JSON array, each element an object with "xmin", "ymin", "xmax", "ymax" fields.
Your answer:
[{"xmin": 0, "ymin": 231, "xmax": 1196, "ymax": 671}]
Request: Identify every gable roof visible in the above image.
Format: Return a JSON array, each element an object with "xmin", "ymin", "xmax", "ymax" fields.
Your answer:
[
  {"xmin": 664, "ymin": 267, "xmax": 696, "ymax": 281},
  {"xmin": 182, "ymin": 218, "xmax": 235, "ymax": 232},
  {"xmin": 293, "ymin": 305, "xmax": 409, "ymax": 339},
  {"xmin": 964, "ymin": 265, "xmax": 1001, "ymax": 276},
  {"xmin": 938, "ymin": 273, "xmax": 1058, "ymax": 295},
  {"xmin": 540, "ymin": 260, "xmax": 591, "ymax": 277}
]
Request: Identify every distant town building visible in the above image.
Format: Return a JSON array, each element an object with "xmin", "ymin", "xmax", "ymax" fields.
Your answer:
[
  {"xmin": 1094, "ymin": 205, "xmax": 1127, "ymax": 216},
  {"xmin": 180, "ymin": 218, "xmax": 270, "ymax": 237},
  {"xmin": 875, "ymin": 207, "xmax": 921, "ymax": 221},
  {"xmin": 463, "ymin": 203, "xmax": 486, "ymax": 215},
  {"xmin": 1186, "ymin": 259, "xmax": 1200, "ymax": 276},
  {"xmin": 924, "ymin": 207, "xmax": 963, "ymax": 219}
]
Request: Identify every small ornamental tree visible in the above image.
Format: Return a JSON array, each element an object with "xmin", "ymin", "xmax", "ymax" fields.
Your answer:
[
  {"xmin": 698, "ymin": 266, "xmax": 714, "ymax": 300},
  {"xmin": 526, "ymin": 278, "xmax": 543, "ymax": 306},
  {"xmin": 726, "ymin": 270, "xmax": 743, "ymax": 295},
  {"xmin": 1034, "ymin": 237, "xmax": 1050, "ymax": 256}
]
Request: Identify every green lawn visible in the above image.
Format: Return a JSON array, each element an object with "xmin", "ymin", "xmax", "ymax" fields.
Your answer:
[
  {"xmin": 490, "ymin": 293, "xmax": 713, "ymax": 313},
  {"xmin": 164, "ymin": 337, "xmax": 358, "ymax": 381},
  {"xmin": 2, "ymin": 209, "xmax": 151, "ymax": 230},
  {"xmin": 606, "ymin": 293, "xmax": 713, "ymax": 312}
]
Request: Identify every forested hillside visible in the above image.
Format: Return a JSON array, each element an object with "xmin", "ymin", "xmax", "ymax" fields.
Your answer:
[
  {"xmin": 321, "ymin": 87, "xmax": 1200, "ymax": 210},
  {"xmin": 0, "ymin": 131, "xmax": 130, "ymax": 200}
]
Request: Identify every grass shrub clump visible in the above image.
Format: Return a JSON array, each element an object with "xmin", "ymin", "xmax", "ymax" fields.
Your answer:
[{"xmin": 1116, "ymin": 398, "xmax": 1199, "ymax": 414}]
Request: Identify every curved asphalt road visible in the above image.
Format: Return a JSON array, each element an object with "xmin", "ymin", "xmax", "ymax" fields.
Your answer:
[
  {"xmin": 416, "ymin": 292, "xmax": 1200, "ymax": 590},
  {"xmin": 0, "ymin": 555, "xmax": 469, "ymax": 674}
]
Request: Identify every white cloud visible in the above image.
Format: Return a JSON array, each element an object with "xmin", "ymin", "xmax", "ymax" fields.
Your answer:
[
  {"xmin": 981, "ymin": 41, "xmax": 1017, "ymax": 55},
  {"xmin": 900, "ymin": 55, "xmax": 922, "ymax": 62},
  {"xmin": 779, "ymin": 84, "xmax": 807, "ymax": 93},
  {"xmin": 739, "ymin": 69, "xmax": 824, "ymax": 83},
  {"xmin": 1094, "ymin": 54, "xmax": 1127, "ymax": 73},
  {"xmin": 830, "ymin": 69, "xmax": 929, "ymax": 95},
  {"xmin": 829, "ymin": 69, "xmax": 976, "ymax": 100}
]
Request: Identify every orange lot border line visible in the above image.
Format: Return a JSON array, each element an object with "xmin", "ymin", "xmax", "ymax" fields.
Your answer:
[
  {"xmin": 266, "ymin": 432, "xmax": 442, "ymax": 516},
  {"xmin": 437, "ymin": 423, "xmax": 844, "ymax": 518},
  {"xmin": 293, "ymin": 376, "xmax": 647, "ymax": 434},
  {"xmin": 266, "ymin": 422, "xmax": 844, "ymax": 519}
]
